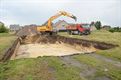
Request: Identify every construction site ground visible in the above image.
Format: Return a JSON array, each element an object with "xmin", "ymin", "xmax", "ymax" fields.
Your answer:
[
  {"xmin": 11, "ymin": 40, "xmax": 95, "ymax": 59},
  {"xmin": 13, "ymin": 43, "xmax": 90, "ymax": 59},
  {"xmin": 0, "ymin": 30, "xmax": 121, "ymax": 80}
]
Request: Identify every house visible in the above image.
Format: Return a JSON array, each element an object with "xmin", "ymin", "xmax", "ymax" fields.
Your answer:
[
  {"xmin": 102, "ymin": 25, "xmax": 111, "ymax": 30},
  {"xmin": 53, "ymin": 20, "xmax": 69, "ymax": 31},
  {"xmin": 90, "ymin": 22, "xmax": 97, "ymax": 31},
  {"xmin": 9, "ymin": 24, "xmax": 22, "ymax": 31}
]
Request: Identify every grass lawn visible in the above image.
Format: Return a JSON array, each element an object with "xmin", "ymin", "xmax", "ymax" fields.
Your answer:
[
  {"xmin": 0, "ymin": 57, "xmax": 86, "ymax": 80},
  {"xmin": 59, "ymin": 30, "xmax": 121, "ymax": 61},
  {"xmin": 0, "ymin": 33, "xmax": 16, "ymax": 60}
]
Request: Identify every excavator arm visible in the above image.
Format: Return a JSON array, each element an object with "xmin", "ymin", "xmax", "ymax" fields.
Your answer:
[
  {"xmin": 47, "ymin": 11, "xmax": 77, "ymax": 30},
  {"xmin": 37, "ymin": 11, "xmax": 77, "ymax": 34}
]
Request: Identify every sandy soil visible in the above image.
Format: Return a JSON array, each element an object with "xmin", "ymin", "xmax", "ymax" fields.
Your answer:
[{"xmin": 12, "ymin": 43, "xmax": 94, "ymax": 59}]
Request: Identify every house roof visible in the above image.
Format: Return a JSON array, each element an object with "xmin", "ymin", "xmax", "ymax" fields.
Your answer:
[{"xmin": 54, "ymin": 20, "xmax": 69, "ymax": 27}]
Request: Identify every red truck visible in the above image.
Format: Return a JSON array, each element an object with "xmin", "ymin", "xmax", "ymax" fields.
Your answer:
[{"xmin": 66, "ymin": 24, "xmax": 91, "ymax": 35}]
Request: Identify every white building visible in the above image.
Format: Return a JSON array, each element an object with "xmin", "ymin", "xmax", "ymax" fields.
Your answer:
[{"xmin": 9, "ymin": 24, "xmax": 22, "ymax": 31}]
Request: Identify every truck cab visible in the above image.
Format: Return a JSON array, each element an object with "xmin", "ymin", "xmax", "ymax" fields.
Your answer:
[{"xmin": 78, "ymin": 24, "xmax": 90, "ymax": 35}]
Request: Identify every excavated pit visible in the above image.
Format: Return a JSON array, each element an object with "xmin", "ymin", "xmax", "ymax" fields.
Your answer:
[{"xmin": 10, "ymin": 34, "xmax": 118, "ymax": 60}]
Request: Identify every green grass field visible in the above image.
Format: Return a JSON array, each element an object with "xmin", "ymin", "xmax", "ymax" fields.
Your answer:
[
  {"xmin": 0, "ymin": 57, "xmax": 85, "ymax": 80},
  {"xmin": 0, "ymin": 31, "xmax": 121, "ymax": 80}
]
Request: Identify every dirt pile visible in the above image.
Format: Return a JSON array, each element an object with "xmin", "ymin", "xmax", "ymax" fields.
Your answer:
[{"xmin": 16, "ymin": 26, "xmax": 37, "ymax": 37}]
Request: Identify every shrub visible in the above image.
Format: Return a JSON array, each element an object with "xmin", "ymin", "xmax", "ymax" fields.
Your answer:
[
  {"xmin": 109, "ymin": 29, "xmax": 115, "ymax": 33},
  {"xmin": 0, "ymin": 24, "xmax": 9, "ymax": 33}
]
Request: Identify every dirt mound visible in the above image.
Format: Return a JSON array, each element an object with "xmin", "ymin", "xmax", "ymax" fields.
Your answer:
[{"xmin": 16, "ymin": 26, "xmax": 37, "ymax": 37}]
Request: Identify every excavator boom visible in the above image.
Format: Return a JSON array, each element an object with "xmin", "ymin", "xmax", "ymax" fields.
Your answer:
[{"xmin": 37, "ymin": 11, "xmax": 77, "ymax": 34}]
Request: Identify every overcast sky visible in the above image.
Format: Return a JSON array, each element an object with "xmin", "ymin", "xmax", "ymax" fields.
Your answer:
[{"xmin": 0, "ymin": 0, "xmax": 121, "ymax": 27}]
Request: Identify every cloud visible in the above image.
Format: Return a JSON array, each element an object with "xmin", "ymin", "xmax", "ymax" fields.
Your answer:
[{"xmin": 0, "ymin": 0, "xmax": 121, "ymax": 27}]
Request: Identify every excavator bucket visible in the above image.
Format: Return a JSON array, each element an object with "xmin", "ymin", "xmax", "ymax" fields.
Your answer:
[
  {"xmin": 71, "ymin": 15, "xmax": 77, "ymax": 21},
  {"xmin": 59, "ymin": 11, "xmax": 77, "ymax": 21}
]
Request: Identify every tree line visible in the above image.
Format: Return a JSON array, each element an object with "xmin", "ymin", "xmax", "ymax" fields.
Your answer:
[
  {"xmin": 92, "ymin": 21, "xmax": 121, "ymax": 32},
  {"xmin": 109, "ymin": 27, "xmax": 121, "ymax": 32}
]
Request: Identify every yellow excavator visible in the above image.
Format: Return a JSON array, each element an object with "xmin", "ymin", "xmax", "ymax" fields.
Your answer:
[{"xmin": 37, "ymin": 11, "xmax": 77, "ymax": 35}]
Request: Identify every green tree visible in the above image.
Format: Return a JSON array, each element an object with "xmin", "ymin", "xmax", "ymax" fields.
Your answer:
[
  {"xmin": 109, "ymin": 27, "xmax": 121, "ymax": 33},
  {"xmin": 0, "ymin": 24, "xmax": 9, "ymax": 33},
  {"xmin": 95, "ymin": 21, "xmax": 101, "ymax": 30}
]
